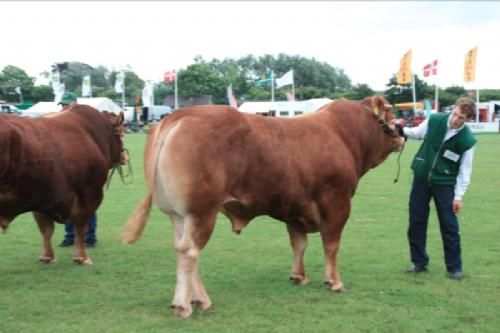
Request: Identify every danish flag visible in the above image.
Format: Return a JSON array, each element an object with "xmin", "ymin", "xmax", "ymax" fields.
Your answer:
[
  {"xmin": 423, "ymin": 60, "xmax": 438, "ymax": 77},
  {"xmin": 163, "ymin": 70, "xmax": 177, "ymax": 83}
]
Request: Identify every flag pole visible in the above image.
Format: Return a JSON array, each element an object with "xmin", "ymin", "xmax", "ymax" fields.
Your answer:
[
  {"xmin": 271, "ymin": 70, "xmax": 275, "ymax": 102},
  {"xmin": 435, "ymin": 84, "xmax": 439, "ymax": 112},
  {"xmin": 411, "ymin": 72, "xmax": 417, "ymax": 114},
  {"xmin": 174, "ymin": 72, "xmax": 178, "ymax": 110},
  {"xmin": 122, "ymin": 73, "xmax": 125, "ymax": 108},
  {"xmin": 292, "ymin": 69, "xmax": 295, "ymax": 100}
]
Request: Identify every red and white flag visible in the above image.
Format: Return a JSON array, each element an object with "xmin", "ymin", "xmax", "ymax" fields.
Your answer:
[
  {"xmin": 423, "ymin": 60, "xmax": 438, "ymax": 77},
  {"xmin": 285, "ymin": 92, "xmax": 295, "ymax": 101},
  {"xmin": 163, "ymin": 69, "xmax": 177, "ymax": 83}
]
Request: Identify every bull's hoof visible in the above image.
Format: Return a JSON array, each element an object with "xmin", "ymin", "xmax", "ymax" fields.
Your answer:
[
  {"xmin": 73, "ymin": 257, "xmax": 93, "ymax": 265},
  {"xmin": 324, "ymin": 280, "xmax": 345, "ymax": 292},
  {"xmin": 191, "ymin": 300, "xmax": 213, "ymax": 311},
  {"xmin": 290, "ymin": 275, "xmax": 308, "ymax": 285},
  {"xmin": 173, "ymin": 305, "xmax": 193, "ymax": 318},
  {"xmin": 39, "ymin": 255, "xmax": 56, "ymax": 263}
]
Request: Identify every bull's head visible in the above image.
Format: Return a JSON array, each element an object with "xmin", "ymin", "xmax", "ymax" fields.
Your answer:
[
  {"xmin": 103, "ymin": 111, "xmax": 129, "ymax": 166},
  {"xmin": 362, "ymin": 96, "xmax": 406, "ymax": 152}
]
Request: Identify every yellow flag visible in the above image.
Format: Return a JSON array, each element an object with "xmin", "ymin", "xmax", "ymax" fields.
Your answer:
[
  {"xmin": 464, "ymin": 47, "xmax": 478, "ymax": 83},
  {"xmin": 397, "ymin": 50, "xmax": 412, "ymax": 84}
]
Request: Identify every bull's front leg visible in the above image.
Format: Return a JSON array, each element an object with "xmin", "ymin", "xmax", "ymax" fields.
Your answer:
[
  {"xmin": 33, "ymin": 212, "xmax": 56, "ymax": 263},
  {"xmin": 73, "ymin": 221, "xmax": 93, "ymax": 265},
  {"xmin": 286, "ymin": 224, "xmax": 308, "ymax": 285},
  {"xmin": 322, "ymin": 236, "xmax": 345, "ymax": 292}
]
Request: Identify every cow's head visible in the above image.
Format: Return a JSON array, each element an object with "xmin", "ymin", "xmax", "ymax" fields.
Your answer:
[
  {"xmin": 362, "ymin": 96, "xmax": 406, "ymax": 152},
  {"xmin": 103, "ymin": 111, "xmax": 129, "ymax": 166}
]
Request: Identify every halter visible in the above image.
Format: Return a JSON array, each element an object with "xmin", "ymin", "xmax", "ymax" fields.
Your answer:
[
  {"xmin": 106, "ymin": 119, "xmax": 133, "ymax": 189},
  {"xmin": 370, "ymin": 111, "xmax": 405, "ymax": 183}
]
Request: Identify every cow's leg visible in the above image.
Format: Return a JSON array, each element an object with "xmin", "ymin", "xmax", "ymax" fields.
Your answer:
[
  {"xmin": 72, "ymin": 221, "xmax": 93, "ymax": 265},
  {"xmin": 286, "ymin": 224, "xmax": 308, "ymax": 284},
  {"xmin": 33, "ymin": 212, "xmax": 56, "ymax": 263},
  {"xmin": 320, "ymin": 195, "xmax": 351, "ymax": 292},
  {"xmin": 170, "ymin": 213, "xmax": 215, "ymax": 318}
]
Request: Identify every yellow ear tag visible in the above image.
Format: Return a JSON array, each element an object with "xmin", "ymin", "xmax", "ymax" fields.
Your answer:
[{"xmin": 373, "ymin": 105, "xmax": 380, "ymax": 117}]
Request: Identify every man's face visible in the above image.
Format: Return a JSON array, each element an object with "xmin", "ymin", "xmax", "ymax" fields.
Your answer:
[{"xmin": 450, "ymin": 107, "xmax": 470, "ymax": 129}]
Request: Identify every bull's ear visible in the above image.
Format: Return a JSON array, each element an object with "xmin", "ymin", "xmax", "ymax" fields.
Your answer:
[
  {"xmin": 116, "ymin": 111, "xmax": 124, "ymax": 125},
  {"xmin": 372, "ymin": 96, "xmax": 386, "ymax": 119}
]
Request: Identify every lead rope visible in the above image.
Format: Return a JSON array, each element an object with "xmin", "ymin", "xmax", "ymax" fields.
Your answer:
[
  {"xmin": 393, "ymin": 142, "xmax": 405, "ymax": 183},
  {"xmin": 106, "ymin": 148, "xmax": 133, "ymax": 190}
]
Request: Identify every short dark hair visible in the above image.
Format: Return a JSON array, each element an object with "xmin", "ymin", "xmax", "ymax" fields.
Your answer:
[{"xmin": 455, "ymin": 97, "xmax": 476, "ymax": 119}]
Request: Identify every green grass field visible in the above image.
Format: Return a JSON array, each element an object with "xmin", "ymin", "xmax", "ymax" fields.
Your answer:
[{"xmin": 1, "ymin": 132, "xmax": 499, "ymax": 333}]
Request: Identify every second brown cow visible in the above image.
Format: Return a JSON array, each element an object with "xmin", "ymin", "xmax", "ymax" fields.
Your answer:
[{"xmin": 122, "ymin": 96, "xmax": 405, "ymax": 318}]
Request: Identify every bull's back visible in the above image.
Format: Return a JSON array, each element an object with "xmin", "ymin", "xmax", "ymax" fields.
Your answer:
[
  {"xmin": 0, "ymin": 112, "xmax": 111, "ymax": 220},
  {"xmin": 151, "ymin": 106, "xmax": 358, "ymax": 216}
]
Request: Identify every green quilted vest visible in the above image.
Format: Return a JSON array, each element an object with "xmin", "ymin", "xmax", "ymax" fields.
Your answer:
[{"xmin": 411, "ymin": 113, "xmax": 476, "ymax": 185}]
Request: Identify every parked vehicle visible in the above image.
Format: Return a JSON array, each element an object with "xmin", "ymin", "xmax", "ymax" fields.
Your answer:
[
  {"xmin": 141, "ymin": 105, "xmax": 173, "ymax": 123},
  {"xmin": 1, "ymin": 103, "xmax": 21, "ymax": 116}
]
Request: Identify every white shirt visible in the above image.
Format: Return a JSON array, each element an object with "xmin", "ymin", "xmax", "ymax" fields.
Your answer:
[{"xmin": 403, "ymin": 117, "xmax": 474, "ymax": 201}]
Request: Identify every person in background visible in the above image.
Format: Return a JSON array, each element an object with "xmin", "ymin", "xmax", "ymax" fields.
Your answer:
[
  {"xmin": 398, "ymin": 97, "xmax": 477, "ymax": 280},
  {"xmin": 58, "ymin": 92, "xmax": 98, "ymax": 247}
]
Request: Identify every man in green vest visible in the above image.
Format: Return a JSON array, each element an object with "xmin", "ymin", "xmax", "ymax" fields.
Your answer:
[{"xmin": 400, "ymin": 97, "xmax": 477, "ymax": 280}]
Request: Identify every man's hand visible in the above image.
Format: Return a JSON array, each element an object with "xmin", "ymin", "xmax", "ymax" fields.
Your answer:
[
  {"xmin": 394, "ymin": 123, "xmax": 407, "ymax": 141},
  {"xmin": 453, "ymin": 200, "xmax": 463, "ymax": 213}
]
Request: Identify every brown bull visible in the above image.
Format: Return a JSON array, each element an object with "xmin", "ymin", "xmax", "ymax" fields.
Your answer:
[
  {"xmin": 1, "ymin": 104, "xmax": 127, "ymax": 264},
  {"xmin": 122, "ymin": 96, "xmax": 405, "ymax": 318}
]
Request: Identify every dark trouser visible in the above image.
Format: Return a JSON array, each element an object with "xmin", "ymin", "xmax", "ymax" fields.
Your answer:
[
  {"xmin": 408, "ymin": 178, "xmax": 462, "ymax": 273},
  {"xmin": 64, "ymin": 213, "xmax": 97, "ymax": 242}
]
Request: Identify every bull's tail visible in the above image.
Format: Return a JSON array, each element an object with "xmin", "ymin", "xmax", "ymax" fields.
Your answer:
[
  {"xmin": 121, "ymin": 192, "xmax": 153, "ymax": 244},
  {"xmin": 121, "ymin": 120, "xmax": 168, "ymax": 244}
]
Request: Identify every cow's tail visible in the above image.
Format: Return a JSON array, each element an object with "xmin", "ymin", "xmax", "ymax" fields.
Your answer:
[{"xmin": 121, "ymin": 192, "xmax": 153, "ymax": 244}]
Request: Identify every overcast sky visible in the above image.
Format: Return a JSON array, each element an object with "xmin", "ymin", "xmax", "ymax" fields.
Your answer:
[{"xmin": 1, "ymin": 1, "xmax": 499, "ymax": 91}]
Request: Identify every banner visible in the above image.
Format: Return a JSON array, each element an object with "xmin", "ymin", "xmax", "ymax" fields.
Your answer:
[
  {"xmin": 464, "ymin": 47, "xmax": 478, "ymax": 83},
  {"xmin": 53, "ymin": 83, "xmax": 65, "ymax": 104},
  {"xmin": 51, "ymin": 69, "xmax": 60, "ymax": 88},
  {"xmin": 227, "ymin": 84, "xmax": 238, "ymax": 108},
  {"xmin": 396, "ymin": 50, "xmax": 412, "ymax": 84},
  {"xmin": 163, "ymin": 70, "xmax": 177, "ymax": 83},
  {"xmin": 82, "ymin": 75, "xmax": 92, "ymax": 97},
  {"xmin": 423, "ymin": 60, "xmax": 438, "ymax": 77},
  {"xmin": 142, "ymin": 81, "xmax": 154, "ymax": 107},
  {"xmin": 114, "ymin": 71, "xmax": 125, "ymax": 94},
  {"xmin": 276, "ymin": 70, "xmax": 294, "ymax": 88}
]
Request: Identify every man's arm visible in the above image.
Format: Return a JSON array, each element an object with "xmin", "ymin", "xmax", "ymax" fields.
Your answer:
[
  {"xmin": 403, "ymin": 118, "xmax": 429, "ymax": 140},
  {"xmin": 453, "ymin": 147, "xmax": 475, "ymax": 213}
]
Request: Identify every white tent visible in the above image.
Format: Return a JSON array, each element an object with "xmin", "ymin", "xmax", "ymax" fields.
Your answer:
[
  {"xmin": 77, "ymin": 97, "xmax": 122, "ymax": 113},
  {"xmin": 22, "ymin": 102, "xmax": 61, "ymax": 117},
  {"xmin": 22, "ymin": 97, "xmax": 122, "ymax": 118},
  {"xmin": 238, "ymin": 98, "xmax": 333, "ymax": 117}
]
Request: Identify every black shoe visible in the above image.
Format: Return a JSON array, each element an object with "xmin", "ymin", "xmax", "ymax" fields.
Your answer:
[
  {"xmin": 59, "ymin": 239, "xmax": 74, "ymax": 247},
  {"xmin": 447, "ymin": 271, "xmax": 464, "ymax": 280},
  {"xmin": 85, "ymin": 240, "xmax": 97, "ymax": 248},
  {"xmin": 405, "ymin": 266, "xmax": 428, "ymax": 274}
]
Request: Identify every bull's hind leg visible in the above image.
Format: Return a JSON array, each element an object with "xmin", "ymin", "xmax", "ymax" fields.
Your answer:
[
  {"xmin": 33, "ymin": 212, "xmax": 56, "ymax": 263},
  {"xmin": 170, "ymin": 213, "xmax": 215, "ymax": 318},
  {"xmin": 319, "ymin": 193, "xmax": 351, "ymax": 292},
  {"xmin": 72, "ymin": 221, "xmax": 93, "ymax": 265},
  {"xmin": 286, "ymin": 225, "xmax": 308, "ymax": 284}
]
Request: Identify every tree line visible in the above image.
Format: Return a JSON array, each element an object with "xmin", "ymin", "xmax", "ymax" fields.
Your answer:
[{"xmin": 1, "ymin": 54, "xmax": 499, "ymax": 109}]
